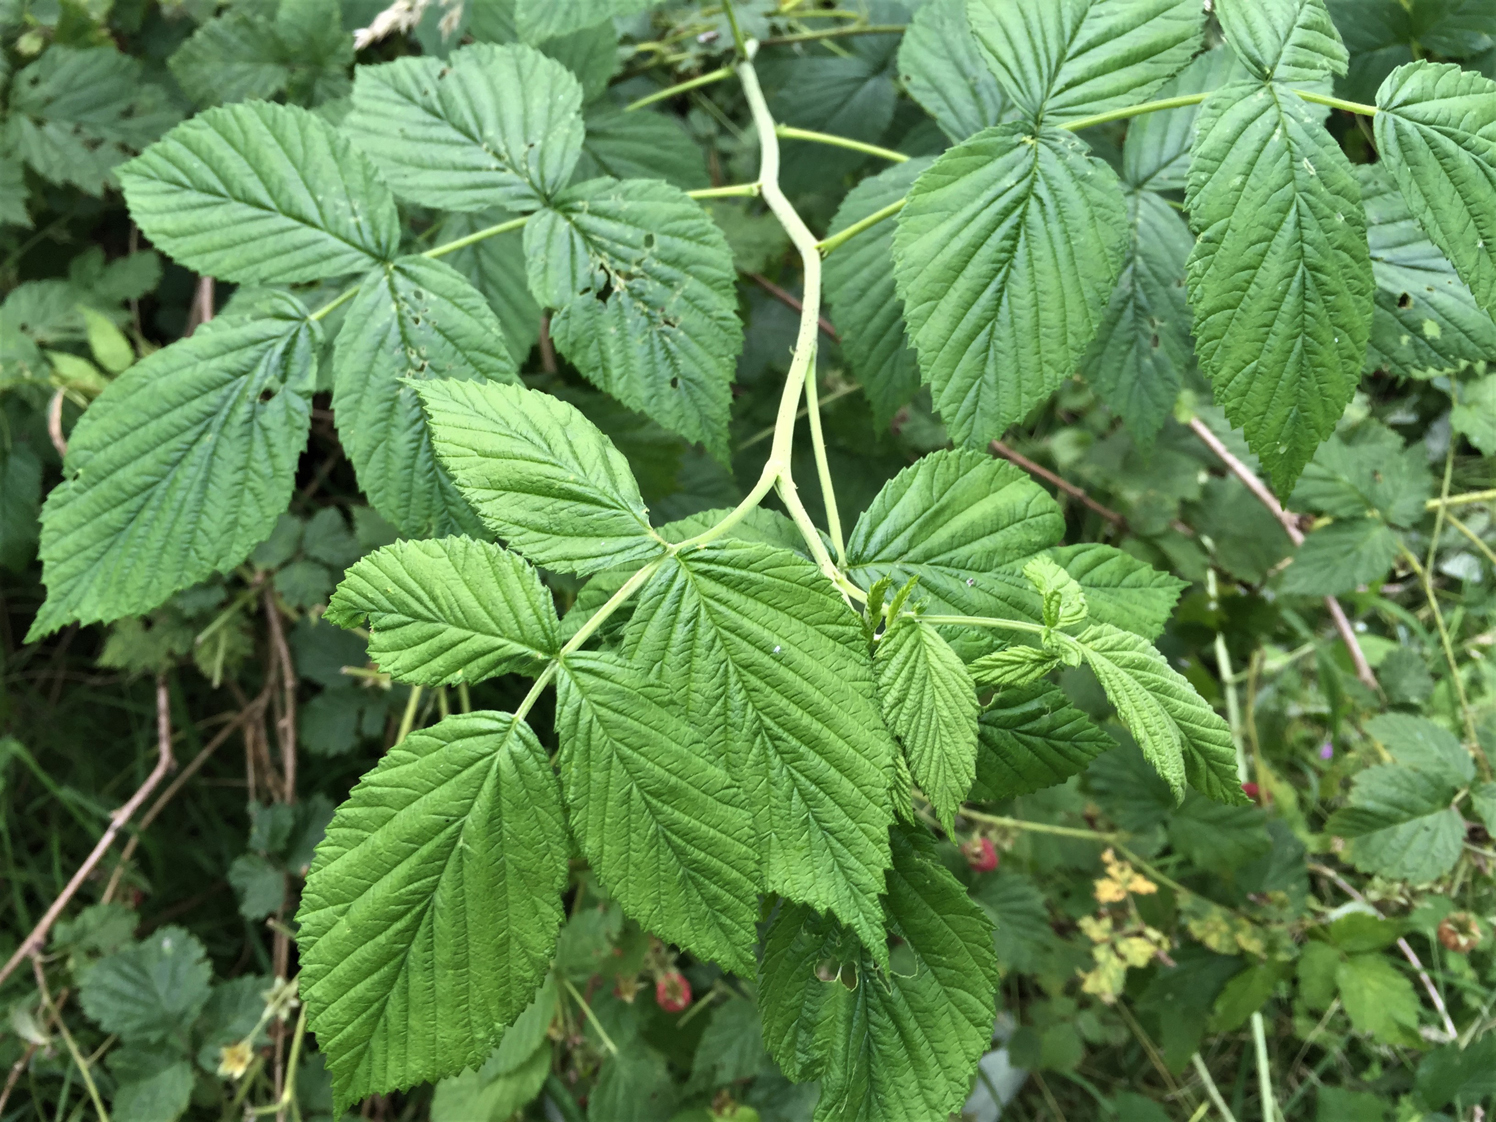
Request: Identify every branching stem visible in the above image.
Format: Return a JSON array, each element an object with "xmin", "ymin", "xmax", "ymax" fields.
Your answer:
[
  {"xmin": 624, "ymin": 65, "xmax": 733, "ymax": 111},
  {"xmin": 817, "ymin": 197, "xmax": 907, "ymax": 256},
  {"xmin": 773, "ymin": 125, "xmax": 909, "ymax": 164}
]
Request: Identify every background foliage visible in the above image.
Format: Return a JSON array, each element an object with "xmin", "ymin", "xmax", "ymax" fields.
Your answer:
[{"xmin": 3, "ymin": 1, "xmax": 1496, "ymax": 1121}]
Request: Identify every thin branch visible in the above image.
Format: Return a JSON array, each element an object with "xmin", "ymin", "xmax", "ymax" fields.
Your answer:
[
  {"xmin": 624, "ymin": 65, "xmax": 733, "ymax": 111},
  {"xmin": 1187, "ymin": 417, "xmax": 1379, "ymax": 690},
  {"xmin": 0, "ymin": 676, "xmax": 177, "ymax": 988},
  {"xmin": 1428, "ymin": 488, "xmax": 1496, "ymax": 509},
  {"xmin": 760, "ymin": 22, "xmax": 906, "ymax": 45},
  {"xmin": 263, "ymin": 590, "xmax": 298, "ymax": 804},
  {"xmin": 1191, "ymin": 1055, "xmax": 1240, "ymax": 1122},
  {"xmin": 47, "ymin": 388, "xmax": 68, "ymax": 459},
  {"xmin": 743, "ymin": 271, "xmax": 839, "ymax": 341},
  {"xmin": 34, "ymin": 958, "xmax": 110, "ymax": 1122},
  {"xmin": 989, "ymin": 440, "xmax": 1128, "ymax": 528},
  {"xmin": 773, "ymin": 124, "xmax": 909, "ymax": 164},
  {"xmin": 1309, "ymin": 862, "xmax": 1458, "ymax": 1041}
]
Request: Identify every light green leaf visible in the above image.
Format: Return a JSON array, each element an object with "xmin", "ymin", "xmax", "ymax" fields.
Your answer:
[
  {"xmin": 1327, "ymin": 764, "xmax": 1464, "ymax": 882},
  {"xmin": 1336, "ymin": 954, "xmax": 1423, "ymax": 1045},
  {"xmin": 297, "ymin": 712, "xmax": 567, "ymax": 1110},
  {"xmin": 969, "ymin": 682, "xmax": 1114, "ymax": 801},
  {"xmin": 417, "ymin": 379, "xmax": 664, "ymax": 575},
  {"xmin": 515, "ymin": 0, "xmax": 661, "ymax": 42},
  {"xmin": 343, "ymin": 43, "xmax": 584, "ymax": 213},
  {"xmin": 967, "ymin": 645, "xmax": 1061, "ymax": 688},
  {"xmin": 555, "ymin": 651, "xmax": 760, "ymax": 975},
  {"xmin": 876, "ymin": 616, "xmax": 980, "ymax": 832},
  {"xmin": 1452, "ymin": 374, "xmax": 1496, "ymax": 454},
  {"xmin": 622, "ymin": 540, "xmax": 897, "ymax": 959},
  {"xmin": 1215, "ymin": 0, "xmax": 1349, "ymax": 84},
  {"xmin": 4, "ymin": 45, "xmax": 180, "ymax": 195},
  {"xmin": 1122, "ymin": 47, "xmax": 1246, "ymax": 192},
  {"xmin": 1024, "ymin": 554, "xmax": 1088, "ymax": 630},
  {"xmin": 824, "ymin": 158, "xmax": 933, "ymax": 427},
  {"xmin": 435, "ymin": 209, "xmax": 542, "ymax": 367},
  {"xmin": 79, "ymin": 927, "xmax": 212, "ymax": 1044},
  {"xmin": 1072, "ymin": 622, "xmax": 1244, "ymax": 804},
  {"xmin": 326, "ymin": 538, "xmax": 558, "ymax": 686},
  {"xmin": 967, "ymin": 0, "xmax": 1203, "ymax": 126},
  {"xmin": 1079, "ymin": 189, "xmax": 1193, "ymax": 446},
  {"xmin": 29, "ymin": 296, "xmax": 318, "ymax": 640},
  {"xmin": 1185, "ymin": 77, "xmax": 1374, "ymax": 492},
  {"xmin": 107, "ymin": 1048, "xmax": 195, "ymax": 1122},
  {"xmin": 893, "ymin": 123, "xmax": 1129, "ymax": 447},
  {"xmin": 334, "ymin": 255, "xmax": 519, "ymax": 539},
  {"xmin": 1374, "ymin": 62, "xmax": 1496, "ymax": 314},
  {"xmin": 758, "ymin": 827, "xmax": 998, "ymax": 1122},
  {"xmin": 1279, "ymin": 518, "xmax": 1399, "ymax": 595},
  {"xmin": 119, "ymin": 102, "xmax": 397, "ymax": 284},
  {"xmin": 524, "ymin": 177, "xmax": 741, "ymax": 460},
  {"xmin": 1360, "ymin": 163, "xmax": 1496, "ymax": 379},
  {"xmin": 575, "ymin": 103, "xmax": 709, "ymax": 191},
  {"xmin": 1365, "ymin": 712, "xmax": 1474, "ymax": 785},
  {"xmin": 900, "ymin": 0, "xmax": 1009, "ymax": 141}
]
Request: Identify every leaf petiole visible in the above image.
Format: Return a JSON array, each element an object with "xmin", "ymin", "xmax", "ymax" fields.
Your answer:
[{"xmin": 773, "ymin": 125, "xmax": 909, "ymax": 164}]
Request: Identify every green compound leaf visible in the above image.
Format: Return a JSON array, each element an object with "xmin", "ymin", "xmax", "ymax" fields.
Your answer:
[
  {"xmin": 326, "ymin": 538, "xmax": 559, "ymax": 687},
  {"xmin": 893, "ymin": 123, "xmax": 1128, "ymax": 448},
  {"xmin": 297, "ymin": 712, "xmax": 568, "ymax": 1111},
  {"xmin": 759, "ymin": 827, "xmax": 998, "ymax": 1122},
  {"xmin": 1359, "ymin": 163, "xmax": 1496, "ymax": 378},
  {"xmin": 4, "ymin": 45, "xmax": 180, "ymax": 195},
  {"xmin": 824, "ymin": 158, "xmax": 933, "ymax": 428},
  {"xmin": 343, "ymin": 43, "xmax": 584, "ymax": 214},
  {"xmin": 1374, "ymin": 62, "xmax": 1496, "ymax": 315},
  {"xmin": 418, "ymin": 379, "xmax": 664, "ymax": 576},
  {"xmin": 1185, "ymin": 78, "xmax": 1374, "ymax": 493},
  {"xmin": 334, "ymin": 256, "xmax": 520, "ymax": 540},
  {"xmin": 899, "ymin": 0, "xmax": 1009, "ymax": 142},
  {"xmin": 525, "ymin": 177, "xmax": 742, "ymax": 461},
  {"xmin": 30, "ymin": 296, "xmax": 318, "ymax": 640},
  {"xmin": 1330, "ymin": 765, "xmax": 1465, "ymax": 883},
  {"xmin": 1072, "ymin": 622, "xmax": 1245, "ymax": 805},
  {"xmin": 1215, "ymin": 0, "xmax": 1349, "ymax": 84},
  {"xmin": 876, "ymin": 616, "xmax": 980, "ymax": 833},
  {"xmin": 622, "ymin": 540, "xmax": 897, "ymax": 960},
  {"xmin": 966, "ymin": 0, "xmax": 1204, "ymax": 126},
  {"xmin": 555, "ymin": 650, "xmax": 760, "ymax": 976},
  {"xmin": 1366, "ymin": 712, "xmax": 1474, "ymax": 785},
  {"xmin": 1079, "ymin": 189, "xmax": 1194, "ymax": 447},
  {"xmin": 969, "ymin": 682, "xmax": 1114, "ymax": 802},
  {"xmin": 1122, "ymin": 47, "xmax": 1246, "ymax": 192},
  {"xmin": 118, "ymin": 102, "xmax": 398, "ymax": 284},
  {"xmin": 1336, "ymin": 954, "xmax": 1423, "ymax": 1046},
  {"xmin": 1279, "ymin": 517, "xmax": 1400, "ymax": 595}
]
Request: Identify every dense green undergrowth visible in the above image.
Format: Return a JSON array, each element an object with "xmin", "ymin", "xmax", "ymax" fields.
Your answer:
[{"xmin": 3, "ymin": 1, "xmax": 1496, "ymax": 1121}]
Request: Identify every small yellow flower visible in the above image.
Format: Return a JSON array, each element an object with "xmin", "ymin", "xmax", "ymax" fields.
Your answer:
[{"xmin": 217, "ymin": 1041, "xmax": 254, "ymax": 1080}]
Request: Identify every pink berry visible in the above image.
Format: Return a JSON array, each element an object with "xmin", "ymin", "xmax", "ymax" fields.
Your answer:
[
  {"xmin": 655, "ymin": 971, "xmax": 692, "ymax": 1013},
  {"xmin": 1242, "ymin": 782, "xmax": 1260, "ymax": 799},
  {"xmin": 965, "ymin": 837, "xmax": 999, "ymax": 873}
]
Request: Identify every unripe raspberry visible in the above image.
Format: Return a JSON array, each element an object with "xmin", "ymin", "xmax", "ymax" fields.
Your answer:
[
  {"xmin": 964, "ymin": 837, "xmax": 999, "ymax": 873},
  {"xmin": 655, "ymin": 970, "xmax": 691, "ymax": 1013}
]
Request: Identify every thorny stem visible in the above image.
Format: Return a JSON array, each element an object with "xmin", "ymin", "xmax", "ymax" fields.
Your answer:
[{"xmin": 1397, "ymin": 543, "xmax": 1490, "ymax": 778}]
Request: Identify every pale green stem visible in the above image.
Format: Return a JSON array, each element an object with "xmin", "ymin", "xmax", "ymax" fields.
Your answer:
[
  {"xmin": 423, "ymin": 215, "xmax": 527, "ymax": 260},
  {"xmin": 395, "ymin": 685, "xmax": 423, "ymax": 743},
  {"xmin": 720, "ymin": 0, "xmax": 749, "ymax": 57},
  {"xmin": 737, "ymin": 381, "xmax": 862, "ymax": 451},
  {"xmin": 1251, "ymin": 1012, "xmax": 1276, "ymax": 1122},
  {"xmin": 562, "ymin": 977, "xmax": 619, "ymax": 1057},
  {"xmin": 457, "ymin": 681, "xmax": 471, "ymax": 714},
  {"xmin": 308, "ymin": 286, "xmax": 357, "ymax": 323},
  {"xmin": 1192, "ymin": 1055, "xmax": 1240, "ymax": 1122},
  {"xmin": 817, "ymin": 197, "xmax": 907, "ymax": 256},
  {"xmin": 688, "ymin": 183, "xmax": 761, "ymax": 198},
  {"xmin": 1446, "ymin": 512, "xmax": 1496, "ymax": 569},
  {"xmin": 803, "ymin": 361, "xmax": 845, "ymax": 565},
  {"xmin": 762, "ymin": 23, "xmax": 906, "ymax": 45},
  {"xmin": 1398, "ymin": 543, "xmax": 1489, "ymax": 776},
  {"xmin": 1207, "ymin": 569, "xmax": 1248, "ymax": 782},
  {"xmin": 625, "ymin": 65, "xmax": 733, "ymax": 112},
  {"xmin": 954, "ymin": 805, "xmax": 1124, "ymax": 843},
  {"xmin": 1429, "ymin": 488, "xmax": 1496, "ymax": 509},
  {"xmin": 1428, "ymin": 411, "xmax": 1457, "ymax": 578},
  {"xmin": 773, "ymin": 124, "xmax": 909, "ymax": 164},
  {"xmin": 915, "ymin": 614, "xmax": 1049, "ymax": 638},
  {"xmin": 1294, "ymin": 89, "xmax": 1378, "ymax": 117}
]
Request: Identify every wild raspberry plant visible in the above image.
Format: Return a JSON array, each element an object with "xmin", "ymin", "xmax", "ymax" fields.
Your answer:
[{"xmin": 17, "ymin": 0, "xmax": 1496, "ymax": 1116}]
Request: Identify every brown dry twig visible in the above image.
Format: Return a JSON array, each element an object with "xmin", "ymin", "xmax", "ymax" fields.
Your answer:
[
  {"xmin": 989, "ymin": 440, "xmax": 1128, "ymax": 529},
  {"xmin": 0, "ymin": 676, "xmax": 177, "ymax": 988},
  {"xmin": 744, "ymin": 271, "xmax": 840, "ymax": 342},
  {"xmin": 1187, "ymin": 417, "xmax": 1378, "ymax": 690}
]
